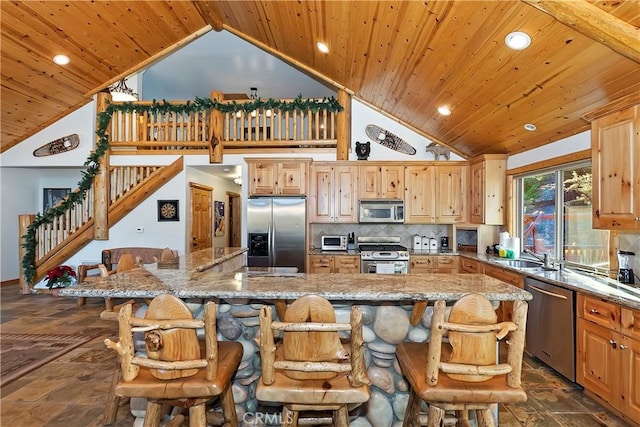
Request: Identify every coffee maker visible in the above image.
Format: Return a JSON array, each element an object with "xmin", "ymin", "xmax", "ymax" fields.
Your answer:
[
  {"xmin": 440, "ymin": 236, "xmax": 450, "ymax": 252},
  {"xmin": 617, "ymin": 250, "xmax": 636, "ymax": 284}
]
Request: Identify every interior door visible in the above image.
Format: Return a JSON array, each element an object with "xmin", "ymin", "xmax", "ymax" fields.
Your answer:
[
  {"xmin": 190, "ymin": 183, "xmax": 212, "ymax": 252},
  {"xmin": 226, "ymin": 191, "xmax": 241, "ymax": 247}
]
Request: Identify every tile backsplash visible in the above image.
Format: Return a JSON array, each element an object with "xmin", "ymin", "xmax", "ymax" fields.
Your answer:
[{"xmin": 309, "ymin": 224, "xmax": 452, "ymax": 250}]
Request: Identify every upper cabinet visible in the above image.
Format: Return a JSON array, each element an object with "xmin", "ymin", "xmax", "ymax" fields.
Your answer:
[
  {"xmin": 308, "ymin": 162, "xmax": 358, "ymax": 223},
  {"xmin": 591, "ymin": 104, "xmax": 640, "ymax": 229},
  {"xmin": 435, "ymin": 164, "xmax": 468, "ymax": 223},
  {"xmin": 405, "ymin": 165, "xmax": 436, "ymax": 223},
  {"xmin": 359, "ymin": 164, "xmax": 404, "ymax": 199},
  {"xmin": 404, "ymin": 163, "xmax": 468, "ymax": 224},
  {"xmin": 247, "ymin": 159, "xmax": 311, "ymax": 196},
  {"xmin": 469, "ymin": 154, "xmax": 507, "ymax": 225}
]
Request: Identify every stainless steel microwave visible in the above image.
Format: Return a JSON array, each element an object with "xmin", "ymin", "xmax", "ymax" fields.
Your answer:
[
  {"xmin": 359, "ymin": 199, "xmax": 404, "ymax": 223},
  {"xmin": 321, "ymin": 235, "xmax": 348, "ymax": 251}
]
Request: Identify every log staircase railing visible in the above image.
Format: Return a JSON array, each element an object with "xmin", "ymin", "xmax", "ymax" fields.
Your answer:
[{"xmin": 19, "ymin": 157, "xmax": 184, "ymax": 293}]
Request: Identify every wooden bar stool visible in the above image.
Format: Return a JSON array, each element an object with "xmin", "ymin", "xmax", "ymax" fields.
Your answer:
[
  {"xmin": 257, "ymin": 295, "xmax": 370, "ymax": 426},
  {"xmin": 104, "ymin": 294, "xmax": 243, "ymax": 426},
  {"xmin": 396, "ymin": 293, "xmax": 528, "ymax": 427}
]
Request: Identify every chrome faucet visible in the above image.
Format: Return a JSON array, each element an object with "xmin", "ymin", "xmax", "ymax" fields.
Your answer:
[{"xmin": 523, "ymin": 248, "xmax": 552, "ymax": 268}]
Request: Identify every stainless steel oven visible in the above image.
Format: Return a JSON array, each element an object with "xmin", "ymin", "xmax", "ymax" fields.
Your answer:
[
  {"xmin": 361, "ymin": 259, "xmax": 409, "ymax": 274},
  {"xmin": 358, "ymin": 236, "xmax": 409, "ymax": 274}
]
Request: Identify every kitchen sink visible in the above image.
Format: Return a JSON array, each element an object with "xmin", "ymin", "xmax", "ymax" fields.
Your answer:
[{"xmin": 493, "ymin": 259, "xmax": 542, "ymax": 269}]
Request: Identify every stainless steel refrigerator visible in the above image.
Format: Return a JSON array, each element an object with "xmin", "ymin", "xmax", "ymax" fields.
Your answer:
[{"xmin": 247, "ymin": 197, "xmax": 306, "ymax": 272}]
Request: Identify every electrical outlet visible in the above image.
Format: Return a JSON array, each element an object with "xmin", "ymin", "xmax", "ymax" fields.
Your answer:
[{"xmin": 136, "ymin": 227, "xmax": 144, "ymax": 233}]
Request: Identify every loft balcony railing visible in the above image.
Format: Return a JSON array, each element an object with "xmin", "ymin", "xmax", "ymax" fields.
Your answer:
[{"xmin": 108, "ymin": 99, "xmax": 338, "ymax": 154}]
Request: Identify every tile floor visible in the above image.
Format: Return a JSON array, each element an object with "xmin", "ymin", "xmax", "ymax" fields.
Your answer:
[{"xmin": 0, "ymin": 285, "xmax": 633, "ymax": 426}]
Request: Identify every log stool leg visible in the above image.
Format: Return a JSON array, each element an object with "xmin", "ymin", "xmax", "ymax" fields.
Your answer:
[
  {"xmin": 427, "ymin": 405, "xmax": 444, "ymax": 427},
  {"xmin": 143, "ymin": 401, "xmax": 163, "ymax": 427},
  {"xmin": 220, "ymin": 384, "xmax": 238, "ymax": 426},
  {"xmin": 335, "ymin": 405, "xmax": 349, "ymax": 427},
  {"xmin": 403, "ymin": 388, "xmax": 421, "ymax": 426},
  {"xmin": 189, "ymin": 403, "xmax": 206, "ymax": 427},
  {"xmin": 476, "ymin": 408, "xmax": 495, "ymax": 427}
]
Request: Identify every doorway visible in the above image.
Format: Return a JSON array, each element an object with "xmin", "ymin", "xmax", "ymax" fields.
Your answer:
[
  {"xmin": 226, "ymin": 191, "xmax": 241, "ymax": 247},
  {"xmin": 190, "ymin": 183, "xmax": 212, "ymax": 252}
]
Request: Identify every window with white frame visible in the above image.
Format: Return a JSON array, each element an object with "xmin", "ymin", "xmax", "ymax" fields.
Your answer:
[{"xmin": 515, "ymin": 161, "xmax": 609, "ymax": 272}]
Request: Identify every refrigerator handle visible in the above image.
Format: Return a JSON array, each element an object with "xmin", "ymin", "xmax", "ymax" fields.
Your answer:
[{"xmin": 269, "ymin": 222, "xmax": 274, "ymax": 266}]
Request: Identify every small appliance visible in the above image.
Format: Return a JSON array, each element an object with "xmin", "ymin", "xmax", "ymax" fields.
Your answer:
[
  {"xmin": 428, "ymin": 238, "xmax": 438, "ymax": 253},
  {"xmin": 617, "ymin": 250, "xmax": 636, "ymax": 284},
  {"xmin": 321, "ymin": 235, "xmax": 348, "ymax": 251},
  {"xmin": 440, "ymin": 236, "xmax": 450, "ymax": 251},
  {"xmin": 359, "ymin": 199, "xmax": 404, "ymax": 223},
  {"xmin": 412, "ymin": 235, "xmax": 422, "ymax": 250}
]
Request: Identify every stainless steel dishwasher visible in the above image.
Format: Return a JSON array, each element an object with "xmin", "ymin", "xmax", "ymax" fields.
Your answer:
[{"xmin": 524, "ymin": 277, "xmax": 576, "ymax": 382}]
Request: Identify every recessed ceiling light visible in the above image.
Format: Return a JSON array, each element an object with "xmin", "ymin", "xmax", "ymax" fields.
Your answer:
[
  {"xmin": 524, "ymin": 123, "xmax": 537, "ymax": 131},
  {"xmin": 505, "ymin": 31, "xmax": 531, "ymax": 50},
  {"xmin": 52, "ymin": 54, "xmax": 70, "ymax": 65},
  {"xmin": 316, "ymin": 41, "xmax": 329, "ymax": 54},
  {"xmin": 437, "ymin": 106, "xmax": 451, "ymax": 116}
]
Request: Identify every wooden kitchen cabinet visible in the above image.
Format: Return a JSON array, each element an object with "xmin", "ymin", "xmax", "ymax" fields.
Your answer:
[
  {"xmin": 404, "ymin": 163, "xmax": 468, "ymax": 224},
  {"xmin": 404, "ymin": 165, "xmax": 436, "ymax": 223},
  {"xmin": 308, "ymin": 162, "xmax": 358, "ymax": 223},
  {"xmin": 410, "ymin": 255, "xmax": 459, "ymax": 273},
  {"xmin": 577, "ymin": 294, "xmax": 640, "ymax": 422},
  {"xmin": 459, "ymin": 257, "xmax": 484, "ymax": 274},
  {"xmin": 308, "ymin": 254, "xmax": 359, "ymax": 273},
  {"xmin": 410, "ymin": 255, "xmax": 434, "ymax": 273},
  {"xmin": 590, "ymin": 104, "xmax": 640, "ymax": 230},
  {"xmin": 469, "ymin": 154, "xmax": 507, "ymax": 225},
  {"xmin": 359, "ymin": 164, "xmax": 404, "ymax": 199},
  {"xmin": 483, "ymin": 263, "xmax": 524, "ymax": 322},
  {"xmin": 247, "ymin": 158, "xmax": 310, "ymax": 196}
]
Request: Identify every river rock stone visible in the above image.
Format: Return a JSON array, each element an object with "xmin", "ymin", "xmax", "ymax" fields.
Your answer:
[
  {"xmin": 367, "ymin": 366, "xmax": 395, "ymax": 394},
  {"xmin": 373, "ymin": 306, "xmax": 409, "ymax": 344},
  {"xmin": 232, "ymin": 382, "xmax": 247, "ymax": 403},
  {"xmin": 407, "ymin": 327, "xmax": 428, "ymax": 342},
  {"xmin": 367, "ymin": 390, "xmax": 394, "ymax": 427},
  {"xmin": 395, "ymin": 376, "xmax": 408, "ymax": 392},
  {"xmin": 392, "ymin": 393, "xmax": 409, "ymax": 421},
  {"xmin": 363, "ymin": 325, "xmax": 376, "ymax": 342},
  {"xmin": 240, "ymin": 338, "xmax": 257, "ymax": 361},
  {"xmin": 370, "ymin": 350, "xmax": 396, "ymax": 360},
  {"xmin": 372, "ymin": 358, "xmax": 393, "ymax": 368},
  {"xmin": 218, "ymin": 313, "xmax": 242, "ymax": 340},
  {"xmin": 350, "ymin": 418, "xmax": 373, "ymax": 427},
  {"xmin": 360, "ymin": 305, "xmax": 375, "ymax": 325},
  {"xmin": 368, "ymin": 340, "xmax": 397, "ymax": 354},
  {"xmin": 241, "ymin": 318, "xmax": 260, "ymax": 327},
  {"xmin": 218, "ymin": 304, "xmax": 231, "ymax": 313},
  {"xmin": 231, "ymin": 307, "xmax": 261, "ymax": 317}
]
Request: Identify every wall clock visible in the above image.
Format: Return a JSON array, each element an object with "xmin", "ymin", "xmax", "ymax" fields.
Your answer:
[{"xmin": 157, "ymin": 200, "xmax": 179, "ymax": 222}]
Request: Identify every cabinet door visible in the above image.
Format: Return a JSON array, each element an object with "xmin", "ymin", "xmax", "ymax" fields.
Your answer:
[
  {"xmin": 578, "ymin": 294, "xmax": 620, "ymax": 331},
  {"xmin": 359, "ymin": 165, "xmax": 380, "ymax": 199},
  {"xmin": 576, "ymin": 318, "xmax": 620, "ymax": 405},
  {"xmin": 278, "ymin": 161, "xmax": 307, "ymax": 195},
  {"xmin": 622, "ymin": 307, "xmax": 640, "ymax": 341},
  {"xmin": 620, "ymin": 334, "xmax": 640, "ymax": 422},
  {"xmin": 469, "ymin": 161, "xmax": 484, "ymax": 224},
  {"xmin": 410, "ymin": 256, "xmax": 433, "ymax": 273},
  {"xmin": 592, "ymin": 104, "xmax": 640, "ymax": 229},
  {"xmin": 309, "ymin": 255, "xmax": 333, "ymax": 273},
  {"xmin": 334, "ymin": 165, "xmax": 359, "ymax": 223},
  {"xmin": 405, "ymin": 165, "xmax": 436, "ymax": 223},
  {"xmin": 249, "ymin": 162, "xmax": 278, "ymax": 195},
  {"xmin": 333, "ymin": 256, "xmax": 360, "ymax": 273},
  {"xmin": 435, "ymin": 165, "xmax": 467, "ymax": 223},
  {"xmin": 308, "ymin": 164, "xmax": 333, "ymax": 223},
  {"xmin": 380, "ymin": 165, "xmax": 404, "ymax": 199},
  {"xmin": 460, "ymin": 257, "xmax": 483, "ymax": 274},
  {"xmin": 435, "ymin": 255, "xmax": 459, "ymax": 273}
]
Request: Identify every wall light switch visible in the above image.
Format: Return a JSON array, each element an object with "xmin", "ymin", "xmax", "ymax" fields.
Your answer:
[{"xmin": 136, "ymin": 227, "xmax": 144, "ymax": 233}]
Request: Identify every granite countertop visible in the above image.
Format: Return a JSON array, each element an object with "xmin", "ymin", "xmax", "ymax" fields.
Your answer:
[
  {"xmin": 61, "ymin": 248, "xmax": 531, "ymax": 302},
  {"xmin": 462, "ymin": 253, "xmax": 640, "ymax": 310}
]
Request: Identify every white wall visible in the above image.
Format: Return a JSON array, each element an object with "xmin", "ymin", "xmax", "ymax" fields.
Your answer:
[
  {"xmin": 507, "ymin": 131, "xmax": 590, "ymax": 170},
  {"xmin": 351, "ymin": 100, "xmax": 464, "ymax": 161}
]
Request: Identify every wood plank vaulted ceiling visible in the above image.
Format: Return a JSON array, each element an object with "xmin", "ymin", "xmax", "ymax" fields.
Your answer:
[{"xmin": 2, "ymin": 1, "xmax": 639, "ymax": 159}]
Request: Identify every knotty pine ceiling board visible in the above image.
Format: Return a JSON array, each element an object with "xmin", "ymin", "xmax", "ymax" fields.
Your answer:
[{"xmin": 0, "ymin": 1, "xmax": 208, "ymax": 152}]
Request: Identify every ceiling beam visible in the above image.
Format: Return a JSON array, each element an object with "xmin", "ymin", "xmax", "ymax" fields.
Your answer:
[
  {"xmin": 193, "ymin": 1, "xmax": 225, "ymax": 32},
  {"xmin": 521, "ymin": 0, "xmax": 640, "ymax": 64}
]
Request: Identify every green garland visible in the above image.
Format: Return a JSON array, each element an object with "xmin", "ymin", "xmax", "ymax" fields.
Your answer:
[{"xmin": 22, "ymin": 95, "xmax": 343, "ymax": 283}]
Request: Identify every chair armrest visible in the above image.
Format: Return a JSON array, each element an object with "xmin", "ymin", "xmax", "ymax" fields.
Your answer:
[{"xmin": 77, "ymin": 263, "xmax": 112, "ymax": 283}]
